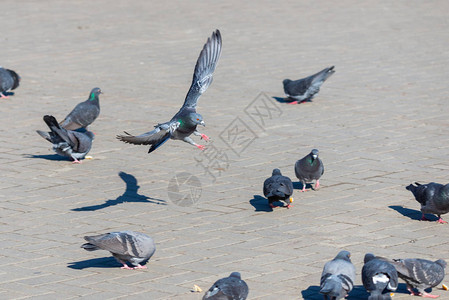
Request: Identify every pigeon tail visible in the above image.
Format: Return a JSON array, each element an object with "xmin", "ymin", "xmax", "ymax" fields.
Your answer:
[
  {"xmin": 320, "ymin": 276, "xmax": 343, "ymax": 298},
  {"xmin": 311, "ymin": 66, "xmax": 335, "ymax": 85},
  {"xmin": 368, "ymin": 293, "xmax": 391, "ymax": 300},
  {"xmin": 81, "ymin": 243, "xmax": 100, "ymax": 251}
]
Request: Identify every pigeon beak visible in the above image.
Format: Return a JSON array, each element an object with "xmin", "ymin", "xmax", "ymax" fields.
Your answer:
[{"xmin": 200, "ymin": 120, "xmax": 205, "ymax": 126}]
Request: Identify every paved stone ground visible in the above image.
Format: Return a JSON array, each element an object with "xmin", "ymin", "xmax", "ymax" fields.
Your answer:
[{"xmin": 1, "ymin": 1, "xmax": 449, "ymax": 299}]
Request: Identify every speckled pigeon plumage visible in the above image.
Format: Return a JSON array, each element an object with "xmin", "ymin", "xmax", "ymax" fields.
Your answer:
[
  {"xmin": 81, "ymin": 230, "xmax": 156, "ymax": 270},
  {"xmin": 36, "ymin": 115, "xmax": 94, "ymax": 163},
  {"xmin": 387, "ymin": 258, "xmax": 446, "ymax": 298},
  {"xmin": 406, "ymin": 182, "xmax": 449, "ymax": 224},
  {"xmin": 0, "ymin": 66, "xmax": 20, "ymax": 98},
  {"xmin": 283, "ymin": 66, "xmax": 335, "ymax": 104},
  {"xmin": 117, "ymin": 30, "xmax": 222, "ymax": 153},
  {"xmin": 320, "ymin": 250, "xmax": 356, "ymax": 300},
  {"xmin": 203, "ymin": 272, "xmax": 249, "ymax": 300},
  {"xmin": 362, "ymin": 253, "xmax": 398, "ymax": 300},
  {"xmin": 263, "ymin": 168, "xmax": 294, "ymax": 208},
  {"xmin": 294, "ymin": 149, "xmax": 324, "ymax": 192},
  {"xmin": 60, "ymin": 87, "xmax": 102, "ymax": 130}
]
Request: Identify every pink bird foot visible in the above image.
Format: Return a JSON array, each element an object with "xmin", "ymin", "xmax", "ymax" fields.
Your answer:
[
  {"xmin": 422, "ymin": 292, "xmax": 440, "ymax": 298},
  {"xmin": 288, "ymin": 100, "xmax": 298, "ymax": 105},
  {"xmin": 437, "ymin": 218, "xmax": 447, "ymax": 224},
  {"xmin": 133, "ymin": 264, "xmax": 147, "ymax": 270},
  {"xmin": 121, "ymin": 264, "xmax": 134, "ymax": 270},
  {"xmin": 72, "ymin": 159, "xmax": 82, "ymax": 164},
  {"xmin": 0, "ymin": 93, "xmax": 9, "ymax": 99},
  {"xmin": 315, "ymin": 180, "xmax": 320, "ymax": 189},
  {"xmin": 196, "ymin": 144, "xmax": 206, "ymax": 150},
  {"xmin": 200, "ymin": 134, "xmax": 210, "ymax": 141},
  {"xmin": 286, "ymin": 204, "xmax": 292, "ymax": 209}
]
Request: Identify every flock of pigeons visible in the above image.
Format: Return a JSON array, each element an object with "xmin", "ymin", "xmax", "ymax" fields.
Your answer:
[{"xmin": 1, "ymin": 28, "xmax": 448, "ymax": 299}]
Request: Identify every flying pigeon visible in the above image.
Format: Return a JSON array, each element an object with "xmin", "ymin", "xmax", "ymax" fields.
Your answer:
[
  {"xmin": 386, "ymin": 258, "xmax": 446, "ymax": 298},
  {"xmin": 117, "ymin": 29, "xmax": 222, "ymax": 153},
  {"xmin": 203, "ymin": 272, "xmax": 249, "ymax": 300},
  {"xmin": 320, "ymin": 250, "xmax": 356, "ymax": 300},
  {"xmin": 294, "ymin": 149, "xmax": 324, "ymax": 192},
  {"xmin": 263, "ymin": 168, "xmax": 294, "ymax": 209},
  {"xmin": 283, "ymin": 66, "xmax": 335, "ymax": 104},
  {"xmin": 362, "ymin": 253, "xmax": 398, "ymax": 300},
  {"xmin": 0, "ymin": 66, "xmax": 20, "ymax": 98},
  {"xmin": 36, "ymin": 115, "xmax": 94, "ymax": 163},
  {"xmin": 60, "ymin": 87, "xmax": 102, "ymax": 130},
  {"xmin": 406, "ymin": 182, "xmax": 449, "ymax": 224},
  {"xmin": 81, "ymin": 230, "xmax": 156, "ymax": 270}
]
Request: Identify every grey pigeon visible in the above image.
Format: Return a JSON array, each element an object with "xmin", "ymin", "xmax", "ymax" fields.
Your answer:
[
  {"xmin": 60, "ymin": 87, "xmax": 102, "ymax": 130},
  {"xmin": 406, "ymin": 182, "xmax": 449, "ymax": 224},
  {"xmin": 0, "ymin": 66, "xmax": 20, "ymax": 98},
  {"xmin": 283, "ymin": 66, "xmax": 335, "ymax": 104},
  {"xmin": 36, "ymin": 115, "xmax": 94, "ymax": 163},
  {"xmin": 117, "ymin": 29, "xmax": 222, "ymax": 153},
  {"xmin": 386, "ymin": 258, "xmax": 446, "ymax": 298},
  {"xmin": 294, "ymin": 149, "xmax": 324, "ymax": 192},
  {"xmin": 320, "ymin": 250, "xmax": 356, "ymax": 300},
  {"xmin": 81, "ymin": 230, "xmax": 155, "ymax": 270},
  {"xmin": 263, "ymin": 168, "xmax": 294, "ymax": 209},
  {"xmin": 203, "ymin": 272, "xmax": 249, "ymax": 300},
  {"xmin": 362, "ymin": 253, "xmax": 398, "ymax": 300}
]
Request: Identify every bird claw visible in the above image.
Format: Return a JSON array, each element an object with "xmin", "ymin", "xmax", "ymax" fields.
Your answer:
[
  {"xmin": 72, "ymin": 160, "xmax": 82, "ymax": 164},
  {"xmin": 437, "ymin": 218, "xmax": 447, "ymax": 224},
  {"xmin": 0, "ymin": 93, "xmax": 9, "ymax": 99},
  {"xmin": 200, "ymin": 134, "xmax": 210, "ymax": 142},
  {"xmin": 422, "ymin": 292, "xmax": 440, "ymax": 298},
  {"xmin": 133, "ymin": 264, "xmax": 147, "ymax": 270},
  {"xmin": 286, "ymin": 204, "xmax": 292, "ymax": 209},
  {"xmin": 288, "ymin": 100, "xmax": 298, "ymax": 105},
  {"xmin": 196, "ymin": 144, "xmax": 206, "ymax": 150},
  {"xmin": 121, "ymin": 265, "xmax": 134, "ymax": 270}
]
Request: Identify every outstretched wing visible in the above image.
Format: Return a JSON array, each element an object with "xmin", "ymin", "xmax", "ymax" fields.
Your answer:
[
  {"xmin": 181, "ymin": 30, "xmax": 222, "ymax": 109},
  {"xmin": 117, "ymin": 122, "xmax": 179, "ymax": 153}
]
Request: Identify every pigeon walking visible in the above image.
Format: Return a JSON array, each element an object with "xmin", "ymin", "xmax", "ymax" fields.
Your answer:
[
  {"xmin": 81, "ymin": 230, "xmax": 156, "ymax": 270},
  {"xmin": 117, "ymin": 29, "xmax": 222, "ymax": 153},
  {"xmin": 0, "ymin": 66, "xmax": 20, "ymax": 98},
  {"xmin": 386, "ymin": 258, "xmax": 446, "ymax": 298},
  {"xmin": 362, "ymin": 253, "xmax": 398, "ymax": 300},
  {"xmin": 320, "ymin": 250, "xmax": 356, "ymax": 300},
  {"xmin": 60, "ymin": 87, "xmax": 102, "ymax": 130},
  {"xmin": 36, "ymin": 115, "xmax": 94, "ymax": 163},
  {"xmin": 283, "ymin": 66, "xmax": 335, "ymax": 104},
  {"xmin": 294, "ymin": 149, "xmax": 324, "ymax": 192},
  {"xmin": 203, "ymin": 272, "xmax": 249, "ymax": 300},
  {"xmin": 263, "ymin": 168, "xmax": 294, "ymax": 209},
  {"xmin": 406, "ymin": 182, "xmax": 449, "ymax": 224}
]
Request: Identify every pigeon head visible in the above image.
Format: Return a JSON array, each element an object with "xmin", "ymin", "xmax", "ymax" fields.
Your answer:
[
  {"xmin": 89, "ymin": 87, "xmax": 102, "ymax": 101},
  {"xmin": 310, "ymin": 149, "xmax": 319, "ymax": 160},
  {"xmin": 363, "ymin": 253, "xmax": 376, "ymax": 264},
  {"xmin": 7, "ymin": 69, "xmax": 20, "ymax": 90},
  {"xmin": 229, "ymin": 272, "xmax": 242, "ymax": 279},
  {"xmin": 272, "ymin": 168, "xmax": 282, "ymax": 176},
  {"xmin": 436, "ymin": 259, "xmax": 447, "ymax": 269},
  {"xmin": 335, "ymin": 250, "xmax": 351, "ymax": 261},
  {"xmin": 283, "ymin": 79, "xmax": 292, "ymax": 85},
  {"xmin": 187, "ymin": 113, "xmax": 205, "ymax": 126}
]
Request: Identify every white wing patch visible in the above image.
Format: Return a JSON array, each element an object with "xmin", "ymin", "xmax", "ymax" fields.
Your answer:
[{"xmin": 373, "ymin": 274, "xmax": 389, "ymax": 284}]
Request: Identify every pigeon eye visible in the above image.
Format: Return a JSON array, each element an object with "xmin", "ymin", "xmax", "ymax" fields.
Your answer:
[{"xmin": 196, "ymin": 118, "xmax": 199, "ymax": 121}]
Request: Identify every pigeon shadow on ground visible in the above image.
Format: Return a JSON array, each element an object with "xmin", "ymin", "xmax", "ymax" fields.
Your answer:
[
  {"xmin": 389, "ymin": 205, "xmax": 438, "ymax": 221},
  {"xmin": 67, "ymin": 257, "xmax": 120, "ymax": 269},
  {"xmin": 25, "ymin": 154, "xmax": 71, "ymax": 161},
  {"xmin": 249, "ymin": 195, "xmax": 272, "ymax": 212},
  {"xmin": 272, "ymin": 96, "xmax": 311, "ymax": 104},
  {"xmin": 72, "ymin": 171, "xmax": 166, "ymax": 211},
  {"xmin": 293, "ymin": 181, "xmax": 314, "ymax": 191},
  {"xmin": 301, "ymin": 285, "xmax": 370, "ymax": 300}
]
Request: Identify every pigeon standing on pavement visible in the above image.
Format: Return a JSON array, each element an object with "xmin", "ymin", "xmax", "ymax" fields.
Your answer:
[
  {"xmin": 0, "ymin": 66, "xmax": 20, "ymax": 98},
  {"xmin": 320, "ymin": 250, "xmax": 356, "ymax": 300},
  {"xmin": 406, "ymin": 182, "xmax": 449, "ymax": 224},
  {"xmin": 263, "ymin": 168, "xmax": 294, "ymax": 209},
  {"xmin": 117, "ymin": 29, "xmax": 222, "ymax": 153},
  {"xmin": 36, "ymin": 115, "xmax": 94, "ymax": 163},
  {"xmin": 283, "ymin": 66, "xmax": 335, "ymax": 104},
  {"xmin": 386, "ymin": 258, "xmax": 446, "ymax": 298},
  {"xmin": 362, "ymin": 253, "xmax": 398, "ymax": 300},
  {"xmin": 60, "ymin": 87, "xmax": 102, "ymax": 130},
  {"xmin": 203, "ymin": 272, "xmax": 249, "ymax": 300},
  {"xmin": 81, "ymin": 230, "xmax": 156, "ymax": 270},
  {"xmin": 294, "ymin": 149, "xmax": 324, "ymax": 192}
]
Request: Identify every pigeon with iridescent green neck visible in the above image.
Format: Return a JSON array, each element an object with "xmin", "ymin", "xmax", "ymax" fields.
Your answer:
[
  {"xmin": 294, "ymin": 149, "xmax": 324, "ymax": 192},
  {"xmin": 117, "ymin": 30, "xmax": 222, "ymax": 153},
  {"xmin": 60, "ymin": 87, "xmax": 102, "ymax": 130}
]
